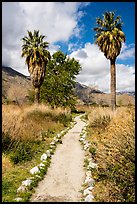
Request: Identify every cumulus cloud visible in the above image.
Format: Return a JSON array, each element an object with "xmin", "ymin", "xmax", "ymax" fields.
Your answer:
[
  {"xmin": 2, "ymin": 2, "xmax": 135, "ymax": 92},
  {"xmin": 2, "ymin": 2, "xmax": 87, "ymax": 75},
  {"xmin": 70, "ymin": 43, "xmax": 135, "ymax": 92},
  {"xmin": 118, "ymin": 43, "xmax": 135, "ymax": 60},
  {"xmin": 116, "ymin": 64, "xmax": 135, "ymax": 92},
  {"xmin": 19, "ymin": 2, "xmax": 82, "ymax": 43}
]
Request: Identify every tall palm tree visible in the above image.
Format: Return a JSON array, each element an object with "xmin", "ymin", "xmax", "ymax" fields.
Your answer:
[
  {"xmin": 21, "ymin": 30, "xmax": 51, "ymax": 104},
  {"xmin": 94, "ymin": 11, "xmax": 125, "ymax": 111}
]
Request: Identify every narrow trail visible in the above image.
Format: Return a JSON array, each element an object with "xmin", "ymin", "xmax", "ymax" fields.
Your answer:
[{"xmin": 30, "ymin": 115, "xmax": 86, "ymax": 202}]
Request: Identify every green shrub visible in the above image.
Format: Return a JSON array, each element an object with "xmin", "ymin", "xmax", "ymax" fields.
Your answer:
[
  {"xmin": 89, "ymin": 146, "xmax": 96, "ymax": 156},
  {"xmin": 10, "ymin": 141, "xmax": 34, "ymax": 164},
  {"xmin": 26, "ymin": 110, "xmax": 72, "ymax": 126},
  {"xmin": 55, "ymin": 113, "xmax": 72, "ymax": 126}
]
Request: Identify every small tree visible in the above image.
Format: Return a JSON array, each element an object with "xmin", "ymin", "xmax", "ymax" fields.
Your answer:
[
  {"xmin": 21, "ymin": 30, "xmax": 51, "ymax": 104},
  {"xmin": 40, "ymin": 51, "xmax": 81, "ymax": 109}
]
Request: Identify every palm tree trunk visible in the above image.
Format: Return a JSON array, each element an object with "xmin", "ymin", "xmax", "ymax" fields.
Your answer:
[
  {"xmin": 110, "ymin": 59, "xmax": 116, "ymax": 111},
  {"xmin": 34, "ymin": 87, "xmax": 40, "ymax": 104}
]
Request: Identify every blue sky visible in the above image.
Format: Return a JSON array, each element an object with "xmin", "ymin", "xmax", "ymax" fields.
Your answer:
[
  {"xmin": 2, "ymin": 2, "xmax": 135, "ymax": 92},
  {"xmin": 58, "ymin": 2, "xmax": 135, "ymax": 65}
]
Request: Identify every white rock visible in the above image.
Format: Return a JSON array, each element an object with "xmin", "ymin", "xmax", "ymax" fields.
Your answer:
[
  {"xmin": 50, "ymin": 145, "xmax": 55, "ymax": 149},
  {"xmin": 84, "ymin": 145, "xmax": 89, "ymax": 150},
  {"xmin": 55, "ymin": 138, "xmax": 59, "ymax": 143},
  {"xmin": 83, "ymin": 141, "xmax": 89, "ymax": 145},
  {"xmin": 88, "ymin": 158, "xmax": 93, "ymax": 162},
  {"xmin": 60, "ymin": 130, "xmax": 65, "ymax": 135},
  {"xmin": 79, "ymin": 138, "xmax": 84, "ymax": 142},
  {"xmin": 84, "ymin": 147, "xmax": 87, "ymax": 151},
  {"xmin": 87, "ymin": 186, "xmax": 94, "ymax": 191},
  {"xmin": 88, "ymin": 162, "xmax": 97, "ymax": 169},
  {"xmin": 30, "ymin": 166, "xmax": 40, "ymax": 175},
  {"xmin": 86, "ymin": 171, "xmax": 92, "ymax": 177},
  {"xmin": 84, "ymin": 194, "xmax": 94, "ymax": 202},
  {"xmin": 17, "ymin": 185, "xmax": 27, "ymax": 192},
  {"xmin": 84, "ymin": 188, "xmax": 92, "ymax": 196},
  {"xmin": 14, "ymin": 197, "xmax": 23, "ymax": 202},
  {"xmin": 57, "ymin": 133, "xmax": 61, "ymax": 138},
  {"xmin": 82, "ymin": 134, "xmax": 86, "ymax": 138},
  {"xmin": 22, "ymin": 179, "xmax": 32, "ymax": 186},
  {"xmin": 35, "ymin": 175, "xmax": 41, "ymax": 178},
  {"xmin": 39, "ymin": 163, "xmax": 45, "ymax": 167},
  {"xmin": 50, "ymin": 141, "xmax": 56, "ymax": 145},
  {"xmin": 41, "ymin": 153, "xmax": 47, "ymax": 161},
  {"xmin": 46, "ymin": 150, "xmax": 51, "ymax": 157},
  {"xmin": 85, "ymin": 176, "xmax": 94, "ymax": 186},
  {"xmin": 83, "ymin": 186, "xmax": 94, "ymax": 196}
]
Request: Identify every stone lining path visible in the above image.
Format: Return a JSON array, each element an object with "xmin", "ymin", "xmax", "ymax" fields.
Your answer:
[{"xmin": 30, "ymin": 115, "xmax": 86, "ymax": 202}]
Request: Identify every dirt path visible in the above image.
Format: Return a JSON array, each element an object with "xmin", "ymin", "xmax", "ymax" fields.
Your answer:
[{"xmin": 30, "ymin": 115, "xmax": 86, "ymax": 202}]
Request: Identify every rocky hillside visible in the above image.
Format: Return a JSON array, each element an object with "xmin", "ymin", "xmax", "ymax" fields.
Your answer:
[
  {"xmin": 74, "ymin": 82, "xmax": 135, "ymax": 106},
  {"xmin": 2, "ymin": 66, "xmax": 135, "ymax": 106},
  {"xmin": 2, "ymin": 66, "xmax": 32, "ymax": 104}
]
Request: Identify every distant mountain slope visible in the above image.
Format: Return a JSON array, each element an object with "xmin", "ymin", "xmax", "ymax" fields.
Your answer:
[
  {"xmin": 2, "ymin": 66, "xmax": 31, "ymax": 104},
  {"xmin": 2, "ymin": 66, "xmax": 135, "ymax": 106},
  {"xmin": 74, "ymin": 82, "xmax": 135, "ymax": 106},
  {"xmin": 74, "ymin": 82, "xmax": 103, "ymax": 104},
  {"xmin": 2, "ymin": 66, "xmax": 30, "ymax": 79}
]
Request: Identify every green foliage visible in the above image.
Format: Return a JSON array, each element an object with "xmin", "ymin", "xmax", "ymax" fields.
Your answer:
[
  {"xmin": 26, "ymin": 109, "xmax": 72, "ymax": 126},
  {"xmin": 40, "ymin": 51, "xmax": 81, "ymax": 109},
  {"xmin": 2, "ymin": 132, "xmax": 13, "ymax": 152},
  {"xmin": 2, "ymin": 180, "xmax": 14, "ymax": 199},
  {"xmin": 54, "ymin": 113, "xmax": 72, "ymax": 126},
  {"xmin": 89, "ymin": 146, "xmax": 96, "ymax": 156},
  {"xmin": 10, "ymin": 141, "xmax": 34, "ymax": 164}
]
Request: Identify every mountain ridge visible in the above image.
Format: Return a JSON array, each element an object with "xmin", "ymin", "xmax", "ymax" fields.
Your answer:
[{"xmin": 2, "ymin": 66, "xmax": 135, "ymax": 106}]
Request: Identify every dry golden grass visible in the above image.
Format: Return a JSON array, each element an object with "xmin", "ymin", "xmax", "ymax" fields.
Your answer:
[
  {"xmin": 2, "ymin": 103, "xmax": 70, "ymax": 141},
  {"xmin": 88, "ymin": 106, "xmax": 114, "ymax": 124},
  {"xmin": 87, "ymin": 106, "xmax": 135, "ymax": 202}
]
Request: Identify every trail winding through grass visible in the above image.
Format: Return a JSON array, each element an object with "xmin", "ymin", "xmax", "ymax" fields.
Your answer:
[{"xmin": 30, "ymin": 115, "xmax": 86, "ymax": 202}]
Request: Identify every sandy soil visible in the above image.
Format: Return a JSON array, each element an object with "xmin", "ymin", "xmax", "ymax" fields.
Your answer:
[{"xmin": 30, "ymin": 115, "xmax": 86, "ymax": 202}]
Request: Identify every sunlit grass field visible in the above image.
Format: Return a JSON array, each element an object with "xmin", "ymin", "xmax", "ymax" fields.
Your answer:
[
  {"xmin": 2, "ymin": 103, "xmax": 72, "ymax": 202},
  {"xmin": 86, "ymin": 106, "xmax": 135, "ymax": 202},
  {"xmin": 2, "ymin": 104, "xmax": 135, "ymax": 202}
]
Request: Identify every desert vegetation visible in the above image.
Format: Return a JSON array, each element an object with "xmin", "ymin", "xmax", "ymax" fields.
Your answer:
[
  {"xmin": 2, "ymin": 104, "xmax": 72, "ymax": 201},
  {"xmin": 86, "ymin": 106, "xmax": 135, "ymax": 202}
]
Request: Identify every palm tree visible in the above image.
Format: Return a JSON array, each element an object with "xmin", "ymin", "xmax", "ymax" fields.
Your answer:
[
  {"xmin": 94, "ymin": 11, "xmax": 125, "ymax": 111},
  {"xmin": 21, "ymin": 30, "xmax": 51, "ymax": 104}
]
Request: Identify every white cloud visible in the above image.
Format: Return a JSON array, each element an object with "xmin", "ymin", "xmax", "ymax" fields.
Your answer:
[
  {"xmin": 2, "ymin": 2, "xmax": 134, "ymax": 93},
  {"xmin": 116, "ymin": 64, "xmax": 135, "ymax": 92},
  {"xmin": 18, "ymin": 2, "xmax": 83, "ymax": 43},
  {"xmin": 118, "ymin": 43, "xmax": 135, "ymax": 60},
  {"xmin": 2, "ymin": 2, "xmax": 86, "ymax": 75},
  {"xmin": 70, "ymin": 43, "xmax": 135, "ymax": 92}
]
